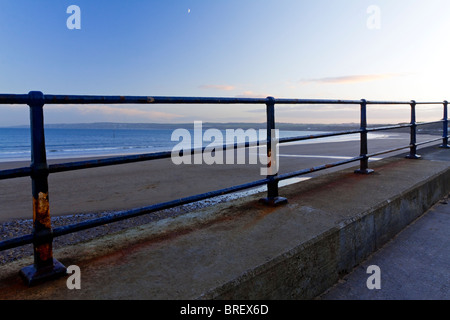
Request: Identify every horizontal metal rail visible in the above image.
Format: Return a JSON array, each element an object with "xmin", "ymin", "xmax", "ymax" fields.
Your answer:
[
  {"xmin": 0, "ymin": 93, "xmax": 446, "ymax": 106},
  {"xmin": 366, "ymin": 123, "xmax": 412, "ymax": 132},
  {"xmin": 47, "ymin": 139, "xmax": 260, "ymax": 174},
  {"xmin": 416, "ymin": 120, "xmax": 444, "ymax": 127},
  {"xmin": 366, "ymin": 144, "xmax": 414, "ymax": 159},
  {"xmin": 0, "ymin": 166, "xmax": 32, "ymax": 180},
  {"xmin": 416, "ymin": 136, "xmax": 444, "ymax": 146},
  {"xmin": 275, "ymin": 156, "xmax": 363, "ymax": 181},
  {"xmin": 0, "ymin": 94, "xmax": 268, "ymax": 105},
  {"xmin": 0, "ymin": 177, "xmax": 270, "ymax": 251},
  {"xmin": 0, "ymin": 91, "xmax": 448, "ymax": 286},
  {"xmin": 278, "ymin": 129, "xmax": 362, "ymax": 144},
  {"xmin": 0, "ymin": 140, "xmax": 262, "ymax": 180}
]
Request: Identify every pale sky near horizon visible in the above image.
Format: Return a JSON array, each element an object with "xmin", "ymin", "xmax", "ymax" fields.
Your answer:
[{"xmin": 1, "ymin": 0, "xmax": 450, "ymax": 126}]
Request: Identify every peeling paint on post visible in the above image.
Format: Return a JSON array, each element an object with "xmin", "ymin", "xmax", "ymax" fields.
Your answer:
[
  {"xmin": 259, "ymin": 97, "xmax": 287, "ymax": 206},
  {"xmin": 33, "ymin": 192, "xmax": 51, "ymax": 228},
  {"xmin": 440, "ymin": 101, "xmax": 449, "ymax": 149},
  {"xmin": 355, "ymin": 99, "xmax": 374, "ymax": 174},
  {"xmin": 406, "ymin": 100, "xmax": 421, "ymax": 159},
  {"xmin": 19, "ymin": 91, "xmax": 66, "ymax": 286}
]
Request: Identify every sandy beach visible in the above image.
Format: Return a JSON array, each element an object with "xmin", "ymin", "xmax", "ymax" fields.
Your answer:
[
  {"xmin": 1, "ymin": 132, "xmax": 442, "ymax": 222},
  {"xmin": 0, "ymin": 139, "xmax": 360, "ymax": 221},
  {"xmin": 0, "ymin": 132, "xmax": 443, "ymax": 264}
]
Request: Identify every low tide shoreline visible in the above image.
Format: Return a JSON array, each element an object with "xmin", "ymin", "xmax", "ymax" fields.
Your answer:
[{"xmin": 0, "ymin": 132, "xmax": 443, "ymax": 265}]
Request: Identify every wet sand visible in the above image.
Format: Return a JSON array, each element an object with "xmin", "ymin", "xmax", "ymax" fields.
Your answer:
[
  {"xmin": 0, "ymin": 132, "xmax": 442, "ymax": 264},
  {"xmin": 0, "ymin": 141, "xmax": 358, "ymax": 221},
  {"xmin": 0, "ymin": 132, "xmax": 440, "ymax": 222}
]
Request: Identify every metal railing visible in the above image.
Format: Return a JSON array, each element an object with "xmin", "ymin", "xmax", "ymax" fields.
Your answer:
[{"xmin": 0, "ymin": 91, "xmax": 448, "ymax": 285}]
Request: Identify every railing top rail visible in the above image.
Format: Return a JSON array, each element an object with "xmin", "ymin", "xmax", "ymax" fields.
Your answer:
[
  {"xmin": 0, "ymin": 93, "xmax": 446, "ymax": 106},
  {"xmin": 0, "ymin": 94, "xmax": 29, "ymax": 104},
  {"xmin": 0, "ymin": 94, "xmax": 269, "ymax": 105},
  {"xmin": 272, "ymin": 99, "xmax": 444, "ymax": 105}
]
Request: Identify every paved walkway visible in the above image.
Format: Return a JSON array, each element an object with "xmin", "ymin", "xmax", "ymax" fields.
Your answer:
[{"xmin": 319, "ymin": 193, "xmax": 450, "ymax": 300}]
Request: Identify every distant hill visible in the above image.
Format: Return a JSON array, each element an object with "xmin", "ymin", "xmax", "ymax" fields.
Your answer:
[
  {"xmin": 10, "ymin": 122, "xmax": 361, "ymax": 131},
  {"xmin": 40, "ymin": 122, "xmax": 363, "ymax": 131},
  {"xmin": 7, "ymin": 121, "xmax": 446, "ymax": 135}
]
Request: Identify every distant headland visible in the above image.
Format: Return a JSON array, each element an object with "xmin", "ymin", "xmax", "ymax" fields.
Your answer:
[{"xmin": 5, "ymin": 122, "xmax": 446, "ymax": 134}]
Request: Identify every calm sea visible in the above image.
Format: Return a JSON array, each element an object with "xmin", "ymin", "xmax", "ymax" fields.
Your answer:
[{"xmin": 0, "ymin": 127, "xmax": 377, "ymax": 163}]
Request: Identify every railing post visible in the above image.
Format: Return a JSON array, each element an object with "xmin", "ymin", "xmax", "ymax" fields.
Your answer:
[
  {"xmin": 259, "ymin": 97, "xmax": 287, "ymax": 206},
  {"xmin": 440, "ymin": 100, "xmax": 449, "ymax": 149},
  {"xmin": 19, "ymin": 91, "xmax": 66, "ymax": 286},
  {"xmin": 355, "ymin": 99, "xmax": 374, "ymax": 174},
  {"xmin": 405, "ymin": 100, "xmax": 421, "ymax": 159}
]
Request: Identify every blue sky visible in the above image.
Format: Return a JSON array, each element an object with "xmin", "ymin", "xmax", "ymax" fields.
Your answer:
[{"xmin": 1, "ymin": 0, "xmax": 449, "ymax": 126}]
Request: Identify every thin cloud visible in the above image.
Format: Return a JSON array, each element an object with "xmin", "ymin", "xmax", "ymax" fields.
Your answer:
[
  {"xmin": 235, "ymin": 91, "xmax": 269, "ymax": 98},
  {"xmin": 199, "ymin": 84, "xmax": 236, "ymax": 91},
  {"xmin": 300, "ymin": 73, "xmax": 403, "ymax": 85},
  {"xmin": 45, "ymin": 105, "xmax": 183, "ymax": 121}
]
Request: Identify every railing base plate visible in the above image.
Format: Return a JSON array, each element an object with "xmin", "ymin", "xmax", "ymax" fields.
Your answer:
[
  {"xmin": 405, "ymin": 154, "xmax": 422, "ymax": 159},
  {"xmin": 19, "ymin": 258, "xmax": 67, "ymax": 287},
  {"xmin": 354, "ymin": 169, "xmax": 375, "ymax": 175},
  {"xmin": 259, "ymin": 196, "xmax": 288, "ymax": 206}
]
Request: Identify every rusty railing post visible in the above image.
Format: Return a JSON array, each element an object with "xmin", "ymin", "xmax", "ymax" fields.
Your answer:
[
  {"xmin": 19, "ymin": 91, "xmax": 66, "ymax": 286},
  {"xmin": 355, "ymin": 99, "xmax": 374, "ymax": 174},
  {"xmin": 440, "ymin": 100, "xmax": 449, "ymax": 149},
  {"xmin": 259, "ymin": 97, "xmax": 287, "ymax": 206},
  {"xmin": 406, "ymin": 100, "xmax": 421, "ymax": 159}
]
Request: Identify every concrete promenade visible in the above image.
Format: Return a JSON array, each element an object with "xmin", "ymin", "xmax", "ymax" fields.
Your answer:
[
  {"xmin": 318, "ymin": 191, "xmax": 449, "ymax": 300},
  {"xmin": 0, "ymin": 144, "xmax": 449, "ymax": 300}
]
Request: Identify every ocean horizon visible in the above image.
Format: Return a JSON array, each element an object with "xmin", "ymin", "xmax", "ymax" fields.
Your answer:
[{"xmin": 0, "ymin": 125, "xmax": 388, "ymax": 163}]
